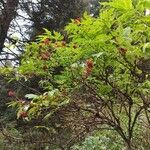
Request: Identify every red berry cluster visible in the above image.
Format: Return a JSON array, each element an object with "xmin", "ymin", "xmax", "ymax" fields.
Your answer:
[
  {"xmin": 83, "ymin": 58, "xmax": 94, "ymax": 78},
  {"xmin": 40, "ymin": 51, "xmax": 51, "ymax": 60},
  {"xmin": 20, "ymin": 111, "xmax": 28, "ymax": 118}
]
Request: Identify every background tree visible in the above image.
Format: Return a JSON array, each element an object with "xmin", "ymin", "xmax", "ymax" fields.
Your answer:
[
  {"xmin": 20, "ymin": 0, "xmax": 91, "ymax": 40},
  {"xmin": 0, "ymin": 0, "xmax": 19, "ymax": 53}
]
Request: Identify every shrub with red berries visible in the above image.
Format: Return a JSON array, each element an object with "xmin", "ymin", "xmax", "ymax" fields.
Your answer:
[{"xmin": 8, "ymin": 1, "xmax": 150, "ymax": 148}]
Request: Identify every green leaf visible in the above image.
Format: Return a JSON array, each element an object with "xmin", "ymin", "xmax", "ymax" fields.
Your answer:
[
  {"xmin": 47, "ymin": 89, "xmax": 59, "ymax": 96},
  {"xmin": 143, "ymin": 0, "xmax": 150, "ymax": 9},
  {"xmin": 92, "ymin": 52, "xmax": 104, "ymax": 58},
  {"xmin": 43, "ymin": 111, "xmax": 55, "ymax": 120},
  {"xmin": 143, "ymin": 42, "xmax": 150, "ymax": 53},
  {"xmin": 25, "ymin": 94, "xmax": 39, "ymax": 99},
  {"xmin": 101, "ymin": 0, "xmax": 133, "ymax": 10}
]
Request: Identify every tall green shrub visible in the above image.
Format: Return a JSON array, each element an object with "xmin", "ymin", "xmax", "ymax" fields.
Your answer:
[{"xmin": 9, "ymin": 0, "xmax": 150, "ymax": 149}]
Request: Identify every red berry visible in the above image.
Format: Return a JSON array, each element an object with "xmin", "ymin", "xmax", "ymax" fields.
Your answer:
[
  {"xmin": 20, "ymin": 112, "xmax": 28, "ymax": 118},
  {"xmin": 8, "ymin": 90, "xmax": 15, "ymax": 97}
]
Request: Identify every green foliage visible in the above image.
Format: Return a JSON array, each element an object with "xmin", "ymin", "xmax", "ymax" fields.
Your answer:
[
  {"xmin": 9, "ymin": 0, "xmax": 150, "ymax": 149},
  {"xmin": 71, "ymin": 131, "xmax": 125, "ymax": 150},
  {"xmin": 15, "ymin": 0, "xmax": 149, "ymax": 115}
]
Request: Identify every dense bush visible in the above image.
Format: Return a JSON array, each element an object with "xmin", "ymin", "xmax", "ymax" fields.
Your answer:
[{"xmin": 2, "ymin": 0, "xmax": 150, "ymax": 149}]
